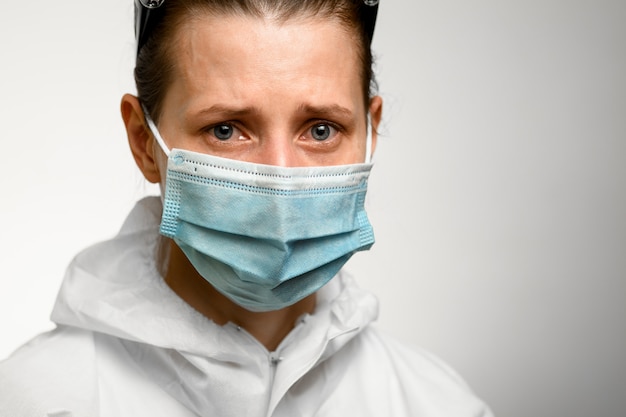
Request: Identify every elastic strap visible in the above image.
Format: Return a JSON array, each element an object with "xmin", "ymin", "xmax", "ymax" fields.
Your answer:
[
  {"xmin": 365, "ymin": 114, "xmax": 373, "ymax": 164},
  {"xmin": 143, "ymin": 108, "xmax": 171, "ymax": 157}
]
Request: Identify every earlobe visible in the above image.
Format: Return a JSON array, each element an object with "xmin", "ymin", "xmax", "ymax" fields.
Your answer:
[
  {"xmin": 368, "ymin": 95, "xmax": 383, "ymax": 157},
  {"xmin": 121, "ymin": 94, "xmax": 161, "ymax": 184}
]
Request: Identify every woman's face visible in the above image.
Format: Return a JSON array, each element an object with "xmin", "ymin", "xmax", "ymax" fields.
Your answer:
[{"xmin": 154, "ymin": 13, "xmax": 382, "ymax": 168}]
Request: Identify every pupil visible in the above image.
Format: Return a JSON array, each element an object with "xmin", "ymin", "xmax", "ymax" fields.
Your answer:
[
  {"xmin": 214, "ymin": 125, "xmax": 233, "ymax": 140},
  {"xmin": 312, "ymin": 124, "xmax": 330, "ymax": 141}
]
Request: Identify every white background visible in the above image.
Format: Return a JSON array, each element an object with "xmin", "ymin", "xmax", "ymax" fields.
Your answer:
[{"xmin": 1, "ymin": 1, "xmax": 625, "ymax": 416}]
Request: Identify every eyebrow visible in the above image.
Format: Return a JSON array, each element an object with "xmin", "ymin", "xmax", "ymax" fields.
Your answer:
[
  {"xmin": 192, "ymin": 103, "xmax": 354, "ymax": 119},
  {"xmin": 296, "ymin": 103, "xmax": 355, "ymax": 120},
  {"xmin": 193, "ymin": 104, "xmax": 260, "ymax": 120}
]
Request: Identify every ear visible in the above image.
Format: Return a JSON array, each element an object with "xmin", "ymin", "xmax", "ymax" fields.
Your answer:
[
  {"xmin": 121, "ymin": 94, "xmax": 161, "ymax": 183},
  {"xmin": 368, "ymin": 95, "xmax": 383, "ymax": 157}
]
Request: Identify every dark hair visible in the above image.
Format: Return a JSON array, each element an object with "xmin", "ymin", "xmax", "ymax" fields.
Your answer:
[{"xmin": 135, "ymin": 0, "xmax": 378, "ymax": 123}]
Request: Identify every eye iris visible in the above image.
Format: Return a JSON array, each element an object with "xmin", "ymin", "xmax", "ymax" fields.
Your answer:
[
  {"xmin": 311, "ymin": 124, "xmax": 331, "ymax": 141},
  {"xmin": 214, "ymin": 124, "xmax": 233, "ymax": 140}
]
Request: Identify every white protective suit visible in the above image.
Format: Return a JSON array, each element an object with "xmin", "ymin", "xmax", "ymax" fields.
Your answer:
[{"xmin": 0, "ymin": 197, "xmax": 493, "ymax": 417}]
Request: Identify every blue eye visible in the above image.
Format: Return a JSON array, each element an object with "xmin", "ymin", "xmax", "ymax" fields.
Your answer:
[
  {"xmin": 311, "ymin": 123, "xmax": 332, "ymax": 141},
  {"xmin": 214, "ymin": 124, "xmax": 234, "ymax": 140}
]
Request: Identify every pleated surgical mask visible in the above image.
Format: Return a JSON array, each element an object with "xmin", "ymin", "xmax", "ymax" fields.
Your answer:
[{"xmin": 145, "ymin": 113, "xmax": 375, "ymax": 311}]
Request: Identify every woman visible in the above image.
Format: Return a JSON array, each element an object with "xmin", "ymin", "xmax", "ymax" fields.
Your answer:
[{"xmin": 0, "ymin": 0, "xmax": 493, "ymax": 415}]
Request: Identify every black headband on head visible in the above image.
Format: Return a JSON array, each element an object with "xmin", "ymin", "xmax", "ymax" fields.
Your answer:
[
  {"xmin": 135, "ymin": 0, "xmax": 166, "ymax": 58},
  {"xmin": 134, "ymin": 0, "xmax": 380, "ymax": 58},
  {"xmin": 359, "ymin": 0, "xmax": 379, "ymax": 44}
]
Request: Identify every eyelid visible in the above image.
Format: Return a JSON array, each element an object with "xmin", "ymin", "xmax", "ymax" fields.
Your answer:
[{"xmin": 203, "ymin": 120, "xmax": 235, "ymax": 132}]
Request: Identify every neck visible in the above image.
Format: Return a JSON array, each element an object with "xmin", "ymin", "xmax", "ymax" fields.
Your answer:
[{"xmin": 163, "ymin": 240, "xmax": 316, "ymax": 352}]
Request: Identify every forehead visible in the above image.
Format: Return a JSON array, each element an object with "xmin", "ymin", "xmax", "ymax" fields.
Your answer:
[{"xmin": 163, "ymin": 12, "xmax": 365, "ymax": 116}]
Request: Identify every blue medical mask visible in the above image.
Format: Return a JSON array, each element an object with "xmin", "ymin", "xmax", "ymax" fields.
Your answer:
[{"xmin": 146, "ymin": 115, "xmax": 375, "ymax": 312}]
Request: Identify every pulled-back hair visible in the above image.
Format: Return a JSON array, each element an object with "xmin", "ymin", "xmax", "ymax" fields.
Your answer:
[{"xmin": 135, "ymin": 0, "xmax": 377, "ymax": 122}]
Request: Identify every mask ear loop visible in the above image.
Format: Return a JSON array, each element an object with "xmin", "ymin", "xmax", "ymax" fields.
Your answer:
[
  {"xmin": 142, "ymin": 106, "xmax": 171, "ymax": 157},
  {"xmin": 141, "ymin": 107, "xmax": 171, "ymax": 209},
  {"xmin": 365, "ymin": 113, "xmax": 373, "ymax": 164}
]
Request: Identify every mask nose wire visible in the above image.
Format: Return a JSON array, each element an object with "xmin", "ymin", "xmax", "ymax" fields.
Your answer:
[{"xmin": 143, "ymin": 107, "xmax": 171, "ymax": 157}]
